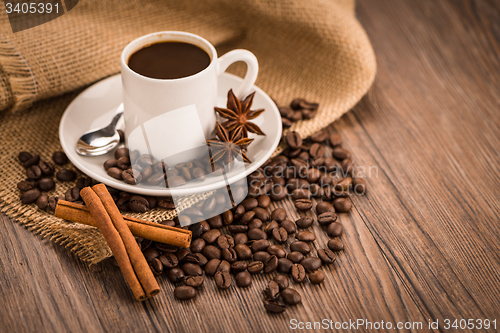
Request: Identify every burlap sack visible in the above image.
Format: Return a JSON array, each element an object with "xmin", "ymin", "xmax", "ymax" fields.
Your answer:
[{"xmin": 0, "ymin": 0, "xmax": 376, "ymax": 264}]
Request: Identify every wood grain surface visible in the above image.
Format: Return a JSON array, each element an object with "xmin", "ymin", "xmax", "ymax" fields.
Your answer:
[{"xmin": 2, "ymin": 0, "xmax": 500, "ymax": 332}]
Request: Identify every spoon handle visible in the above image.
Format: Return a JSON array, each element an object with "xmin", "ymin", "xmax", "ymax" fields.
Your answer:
[{"xmin": 108, "ymin": 104, "xmax": 124, "ymax": 129}]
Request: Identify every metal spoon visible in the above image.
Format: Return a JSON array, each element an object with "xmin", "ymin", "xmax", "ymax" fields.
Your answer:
[{"xmin": 76, "ymin": 104, "xmax": 124, "ymax": 156}]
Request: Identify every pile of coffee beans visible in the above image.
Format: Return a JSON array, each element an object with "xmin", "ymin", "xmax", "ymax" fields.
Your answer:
[
  {"xmin": 16, "ymin": 104, "xmax": 367, "ymax": 314},
  {"xmin": 279, "ymin": 98, "xmax": 319, "ymax": 128},
  {"xmin": 103, "ymin": 147, "xmax": 229, "ymax": 188}
]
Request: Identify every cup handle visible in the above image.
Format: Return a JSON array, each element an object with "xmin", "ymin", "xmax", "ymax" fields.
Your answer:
[{"xmin": 217, "ymin": 49, "xmax": 259, "ymax": 100}]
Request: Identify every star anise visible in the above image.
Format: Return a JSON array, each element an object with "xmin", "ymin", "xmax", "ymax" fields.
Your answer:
[
  {"xmin": 206, "ymin": 122, "xmax": 254, "ymax": 170},
  {"xmin": 215, "ymin": 89, "xmax": 265, "ymax": 138}
]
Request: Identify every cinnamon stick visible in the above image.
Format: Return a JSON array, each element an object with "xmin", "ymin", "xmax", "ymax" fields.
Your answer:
[
  {"xmin": 80, "ymin": 186, "xmax": 148, "ymax": 301},
  {"xmin": 55, "ymin": 200, "xmax": 191, "ymax": 248},
  {"xmin": 92, "ymin": 184, "xmax": 160, "ymax": 298}
]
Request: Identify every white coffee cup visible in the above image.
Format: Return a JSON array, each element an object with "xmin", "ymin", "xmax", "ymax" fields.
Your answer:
[{"xmin": 120, "ymin": 31, "xmax": 258, "ymax": 167}]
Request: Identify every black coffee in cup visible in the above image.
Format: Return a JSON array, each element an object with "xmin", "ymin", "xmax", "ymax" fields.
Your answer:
[{"xmin": 128, "ymin": 42, "xmax": 211, "ymax": 79}]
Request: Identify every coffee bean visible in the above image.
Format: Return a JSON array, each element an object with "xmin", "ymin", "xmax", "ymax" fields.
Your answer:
[
  {"xmin": 65, "ymin": 187, "xmax": 80, "ymax": 202},
  {"xmin": 182, "ymin": 262, "xmax": 203, "ymax": 276},
  {"xmin": 127, "ymin": 195, "xmax": 148, "ymax": 213},
  {"xmin": 253, "ymin": 251, "xmax": 271, "ymax": 262},
  {"xmin": 263, "ymin": 299, "xmax": 286, "ymax": 313},
  {"xmin": 253, "ymin": 207, "xmax": 270, "ymax": 221},
  {"xmin": 272, "ymin": 227, "xmax": 288, "ymax": 243},
  {"xmin": 309, "ymin": 270, "xmax": 325, "ymax": 284},
  {"xmin": 340, "ymin": 158, "xmax": 354, "ymax": 175},
  {"xmin": 277, "ymin": 258, "xmax": 293, "ymax": 273},
  {"xmin": 264, "ymin": 255, "xmax": 279, "ymax": 273},
  {"xmin": 176, "ymin": 248, "xmax": 191, "ymax": 262},
  {"xmin": 251, "ymin": 239, "xmax": 270, "ymax": 253},
  {"xmin": 217, "ymin": 234, "xmax": 235, "ymax": 249},
  {"xmin": 183, "ymin": 275, "xmax": 204, "ymax": 288},
  {"xmin": 270, "ymin": 184, "xmax": 288, "ymax": 201},
  {"xmin": 240, "ymin": 198, "xmax": 258, "ymax": 211},
  {"xmin": 291, "ymin": 188, "xmax": 312, "ymax": 200},
  {"xmin": 18, "ymin": 151, "xmax": 32, "ymax": 163},
  {"xmin": 267, "ymin": 245, "xmax": 286, "ymax": 258},
  {"xmin": 324, "ymin": 157, "xmax": 340, "ymax": 173},
  {"xmin": 47, "ymin": 197, "xmax": 58, "ymax": 211},
  {"xmin": 228, "ymin": 225, "xmax": 248, "ymax": 233},
  {"xmin": 174, "ymin": 285, "xmax": 196, "ymax": 300},
  {"xmin": 231, "ymin": 261, "xmax": 248, "ymax": 272},
  {"xmin": 155, "ymin": 242, "xmax": 179, "ymax": 253},
  {"xmin": 55, "ymin": 169, "xmax": 77, "ymax": 182},
  {"xmin": 121, "ymin": 169, "xmax": 141, "ymax": 185},
  {"xmin": 295, "ymin": 217, "xmax": 313, "ymax": 229},
  {"xmin": 257, "ymin": 195, "xmax": 271, "ymax": 208},
  {"xmin": 36, "ymin": 194, "xmax": 49, "ymax": 210},
  {"xmin": 248, "ymin": 228, "xmax": 267, "ymax": 240},
  {"xmin": 193, "ymin": 253, "xmax": 208, "ymax": 267},
  {"xmin": 233, "ymin": 233, "xmax": 248, "ymax": 245},
  {"xmin": 310, "ymin": 130, "xmax": 327, "ymax": 142},
  {"xmin": 75, "ymin": 176, "xmax": 93, "ymax": 189},
  {"xmin": 296, "ymin": 231, "xmax": 316, "ymax": 242},
  {"xmin": 327, "ymin": 222, "xmax": 343, "ymax": 237},
  {"xmin": 234, "ymin": 244, "xmax": 252, "ymax": 260},
  {"xmin": 114, "ymin": 147, "xmax": 129, "ymax": 160},
  {"xmin": 202, "ymin": 229, "xmax": 221, "ymax": 244},
  {"xmin": 150, "ymin": 258, "xmax": 163, "ymax": 275},
  {"xmin": 270, "ymin": 208, "xmax": 286, "ymax": 222},
  {"xmin": 315, "ymin": 202, "xmax": 334, "ymax": 215},
  {"xmin": 287, "ymin": 251, "xmax": 304, "ymax": 263},
  {"xmin": 281, "ymin": 288, "xmax": 302, "ymax": 305},
  {"xmin": 248, "ymin": 261, "xmax": 264, "ymax": 274},
  {"xmin": 331, "ymin": 147, "xmax": 351, "ymax": 161},
  {"xmin": 207, "ymin": 215, "xmax": 223, "ymax": 229},
  {"xmin": 286, "ymin": 131, "xmax": 302, "ymax": 149},
  {"xmin": 202, "ymin": 245, "xmax": 221, "ymax": 260},
  {"xmin": 235, "ymin": 271, "xmax": 252, "ymax": 288},
  {"xmin": 222, "ymin": 210, "xmax": 234, "ymax": 225},
  {"xmin": 115, "ymin": 156, "xmax": 130, "ymax": 170},
  {"xmin": 20, "ymin": 154, "xmax": 38, "ymax": 171},
  {"xmin": 38, "ymin": 161, "xmax": 54, "ymax": 176},
  {"xmin": 290, "ymin": 159, "xmax": 308, "ymax": 178},
  {"xmin": 328, "ymin": 239, "xmax": 344, "ymax": 251},
  {"xmin": 273, "ymin": 274, "xmax": 289, "ymax": 290},
  {"xmin": 264, "ymin": 221, "xmax": 279, "ymax": 235},
  {"xmin": 300, "ymin": 257, "xmax": 322, "ymax": 272},
  {"xmin": 168, "ymin": 175, "xmax": 187, "ymax": 187},
  {"xmin": 240, "ymin": 211, "xmax": 256, "ymax": 225},
  {"xmin": 286, "ymin": 178, "xmax": 309, "ymax": 191},
  {"xmin": 26, "ymin": 165, "xmax": 42, "ymax": 180},
  {"xmin": 157, "ymin": 197, "xmax": 175, "ymax": 209},
  {"xmin": 333, "ymin": 198, "xmax": 352, "ymax": 213},
  {"xmin": 317, "ymin": 248, "xmax": 336, "ymax": 264},
  {"xmin": 248, "ymin": 218, "xmax": 263, "ymax": 229},
  {"xmin": 352, "ymin": 177, "xmax": 367, "ymax": 195},
  {"xmin": 280, "ymin": 220, "xmax": 297, "ymax": 235},
  {"xmin": 266, "ymin": 280, "xmax": 280, "ymax": 300},
  {"xmin": 204, "ymin": 259, "xmax": 222, "ymax": 276},
  {"xmin": 290, "ymin": 241, "xmax": 311, "ymax": 255},
  {"xmin": 103, "ymin": 159, "xmax": 118, "ymax": 170},
  {"xmin": 328, "ymin": 133, "xmax": 342, "ymax": 147},
  {"xmin": 294, "ymin": 198, "xmax": 312, "ymax": 211},
  {"xmin": 317, "ymin": 212, "xmax": 338, "ymax": 225},
  {"xmin": 291, "ymin": 98, "xmax": 318, "ymax": 110},
  {"xmin": 291, "ymin": 264, "xmax": 306, "ymax": 283},
  {"xmin": 143, "ymin": 248, "xmax": 160, "ymax": 262},
  {"xmin": 159, "ymin": 253, "xmax": 178, "ymax": 269},
  {"xmin": 222, "ymin": 248, "xmax": 238, "ymax": 263},
  {"xmin": 309, "ymin": 143, "xmax": 325, "ymax": 159},
  {"xmin": 17, "ymin": 180, "xmax": 36, "ymax": 191},
  {"xmin": 334, "ymin": 177, "xmax": 352, "ymax": 193},
  {"xmin": 214, "ymin": 270, "xmax": 232, "ymax": 289}
]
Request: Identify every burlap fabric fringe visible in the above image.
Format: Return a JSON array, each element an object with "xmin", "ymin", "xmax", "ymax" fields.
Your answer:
[{"xmin": 0, "ymin": 0, "xmax": 375, "ymax": 264}]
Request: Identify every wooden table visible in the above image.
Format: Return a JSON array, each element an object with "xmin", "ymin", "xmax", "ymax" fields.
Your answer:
[{"xmin": 2, "ymin": 0, "xmax": 499, "ymax": 332}]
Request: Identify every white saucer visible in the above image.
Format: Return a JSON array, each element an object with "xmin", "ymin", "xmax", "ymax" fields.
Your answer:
[{"xmin": 59, "ymin": 73, "xmax": 282, "ymax": 196}]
